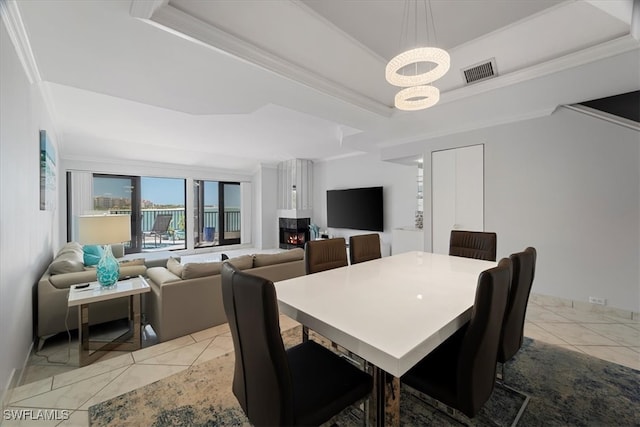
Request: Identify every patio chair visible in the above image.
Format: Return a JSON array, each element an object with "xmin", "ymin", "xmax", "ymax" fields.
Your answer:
[{"xmin": 143, "ymin": 214, "xmax": 172, "ymax": 248}]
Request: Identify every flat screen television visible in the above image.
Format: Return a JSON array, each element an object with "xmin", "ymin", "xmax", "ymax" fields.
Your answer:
[{"xmin": 327, "ymin": 186, "xmax": 383, "ymax": 232}]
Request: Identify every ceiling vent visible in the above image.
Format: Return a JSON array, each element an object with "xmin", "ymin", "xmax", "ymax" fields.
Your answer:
[{"xmin": 462, "ymin": 58, "xmax": 497, "ymax": 84}]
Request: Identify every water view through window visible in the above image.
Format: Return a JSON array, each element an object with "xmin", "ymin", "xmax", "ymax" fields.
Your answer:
[{"xmin": 93, "ymin": 175, "xmax": 186, "ymax": 252}]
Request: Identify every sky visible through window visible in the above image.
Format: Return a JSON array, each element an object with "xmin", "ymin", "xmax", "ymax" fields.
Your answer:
[{"xmin": 94, "ymin": 177, "xmax": 240, "ymax": 207}]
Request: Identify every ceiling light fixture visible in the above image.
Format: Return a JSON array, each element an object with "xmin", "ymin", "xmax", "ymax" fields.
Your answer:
[
  {"xmin": 385, "ymin": 0, "xmax": 450, "ymax": 111},
  {"xmin": 395, "ymin": 85, "xmax": 440, "ymax": 111}
]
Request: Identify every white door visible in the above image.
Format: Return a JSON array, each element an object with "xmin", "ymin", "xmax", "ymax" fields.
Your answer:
[{"xmin": 432, "ymin": 145, "xmax": 484, "ymax": 254}]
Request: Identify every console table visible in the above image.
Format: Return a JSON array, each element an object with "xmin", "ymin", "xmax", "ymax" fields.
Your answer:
[{"xmin": 67, "ymin": 276, "xmax": 150, "ymax": 366}]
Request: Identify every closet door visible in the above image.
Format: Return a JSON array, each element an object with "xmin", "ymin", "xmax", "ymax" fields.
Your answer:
[{"xmin": 432, "ymin": 144, "xmax": 484, "ymax": 254}]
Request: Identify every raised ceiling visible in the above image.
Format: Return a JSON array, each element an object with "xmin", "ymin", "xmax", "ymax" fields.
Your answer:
[{"xmin": 7, "ymin": 0, "xmax": 639, "ymax": 172}]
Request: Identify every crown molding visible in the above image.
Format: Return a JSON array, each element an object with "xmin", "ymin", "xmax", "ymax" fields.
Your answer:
[
  {"xmin": 129, "ymin": 0, "xmax": 167, "ymax": 20},
  {"xmin": 1, "ymin": 2, "xmax": 63, "ymax": 149},
  {"xmin": 433, "ymin": 34, "xmax": 640, "ymax": 110},
  {"xmin": 562, "ymin": 104, "xmax": 640, "ymax": 131},
  {"xmin": 0, "ymin": 0, "xmax": 41, "ymax": 84},
  {"xmin": 148, "ymin": 4, "xmax": 392, "ymax": 118}
]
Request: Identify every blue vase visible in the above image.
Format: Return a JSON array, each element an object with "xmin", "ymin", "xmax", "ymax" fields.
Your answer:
[{"xmin": 97, "ymin": 245, "xmax": 119, "ymax": 287}]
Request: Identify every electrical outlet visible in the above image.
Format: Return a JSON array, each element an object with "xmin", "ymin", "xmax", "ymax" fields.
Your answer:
[{"xmin": 588, "ymin": 296, "xmax": 606, "ymax": 306}]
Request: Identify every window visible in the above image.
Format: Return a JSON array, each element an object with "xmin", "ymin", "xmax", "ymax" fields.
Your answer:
[
  {"xmin": 68, "ymin": 172, "xmax": 243, "ymax": 252},
  {"xmin": 139, "ymin": 177, "xmax": 186, "ymax": 251},
  {"xmin": 194, "ymin": 181, "xmax": 241, "ymax": 247},
  {"xmin": 68, "ymin": 174, "xmax": 186, "ymax": 253}
]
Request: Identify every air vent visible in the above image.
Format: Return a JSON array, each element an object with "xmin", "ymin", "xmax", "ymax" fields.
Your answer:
[{"xmin": 462, "ymin": 58, "xmax": 497, "ymax": 84}]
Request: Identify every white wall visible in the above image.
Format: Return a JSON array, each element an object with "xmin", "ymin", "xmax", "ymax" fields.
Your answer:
[
  {"xmin": 1, "ymin": 20, "xmax": 59, "ymax": 403},
  {"xmin": 252, "ymin": 165, "xmax": 278, "ymax": 250},
  {"xmin": 413, "ymin": 108, "xmax": 639, "ymax": 312},
  {"xmin": 313, "ymin": 152, "xmax": 417, "ymax": 255}
]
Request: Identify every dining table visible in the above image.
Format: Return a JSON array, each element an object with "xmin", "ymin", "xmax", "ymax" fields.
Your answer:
[{"xmin": 274, "ymin": 250, "xmax": 497, "ymax": 427}]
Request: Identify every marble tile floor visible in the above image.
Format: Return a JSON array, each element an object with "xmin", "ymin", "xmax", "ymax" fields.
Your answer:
[{"xmin": 3, "ymin": 300, "xmax": 639, "ymax": 427}]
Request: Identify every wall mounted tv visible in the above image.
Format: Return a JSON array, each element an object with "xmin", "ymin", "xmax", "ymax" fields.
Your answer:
[{"xmin": 327, "ymin": 186, "xmax": 383, "ymax": 232}]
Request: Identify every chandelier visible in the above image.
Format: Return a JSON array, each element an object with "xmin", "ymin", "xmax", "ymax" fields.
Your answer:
[{"xmin": 385, "ymin": 0, "xmax": 450, "ymax": 111}]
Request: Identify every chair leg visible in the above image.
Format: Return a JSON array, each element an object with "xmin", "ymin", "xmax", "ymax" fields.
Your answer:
[
  {"xmin": 495, "ymin": 363, "xmax": 530, "ymax": 427},
  {"xmin": 495, "ymin": 380, "xmax": 530, "ymax": 427},
  {"xmin": 403, "ymin": 385, "xmax": 473, "ymax": 426},
  {"xmin": 302, "ymin": 325, "xmax": 309, "ymax": 342},
  {"xmin": 404, "ymin": 384, "xmax": 517, "ymax": 427}
]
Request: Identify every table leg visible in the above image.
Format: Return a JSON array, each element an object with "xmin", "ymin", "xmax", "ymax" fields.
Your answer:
[
  {"xmin": 371, "ymin": 366, "xmax": 400, "ymax": 427},
  {"xmin": 79, "ymin": 304, "xmax": 90, "ymax": 367},
  {"xmin": 77, "ymin": 294, "xmax": 143, "ymax": 367}
]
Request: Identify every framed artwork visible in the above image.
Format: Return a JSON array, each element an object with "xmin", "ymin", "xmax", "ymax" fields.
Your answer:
[{"xmin": 39, "ymin": 130, "xmax": 56, "ymax": 211}]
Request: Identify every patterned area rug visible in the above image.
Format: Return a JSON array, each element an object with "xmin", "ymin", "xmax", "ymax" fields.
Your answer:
[{"xmin": 89, "ymin": 327, "xmax": 639, "ymax": 426}]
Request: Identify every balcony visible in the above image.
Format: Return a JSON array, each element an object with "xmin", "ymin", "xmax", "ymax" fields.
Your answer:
[{"xmin": 107, "ymin": 207, "xmax": 241, "ymax": 252}]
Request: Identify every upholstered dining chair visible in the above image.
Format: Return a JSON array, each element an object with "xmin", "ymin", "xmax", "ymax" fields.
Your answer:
[
  {"xmin": 221, "ymin": 263, "xmax": 372, "ymax": 427},
  {"xmin": 449, "ymin": 230, "xmax": 497, "ymax": 261},
  {"xmin": 303, "ymin": 238, "xmax": 349, "ymax": 341},
  {"xmin": 499, "ymin": 246, "xmax": 537, "ymax": 372},
  {"xmin": 349, "ymin": 233, "xmax": 382, "ymax": 265},
  {"xmin": 305, "ymin": 238, "xmax": 348, "ymax": 273},
  {"xmin": 401, "ymin": 258, "xmax": 512, "ymax": 421},
  {"xmin": 496, "ymin": 247, "xmax": 537, "ymax": 424}
]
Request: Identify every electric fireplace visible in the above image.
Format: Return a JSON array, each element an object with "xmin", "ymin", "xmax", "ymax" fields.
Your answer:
[{"xmin": 279, "ymin": 218, "xmax": 310, "ymax": 250}]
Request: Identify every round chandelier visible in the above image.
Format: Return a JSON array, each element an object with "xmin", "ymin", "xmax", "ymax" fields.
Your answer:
[
  {"xmin": 394, "ymin": 85, "xmax": 440, "ymax": 111},
  {"xmin": 386, "ymin": 0, "xmax": 449, "ymax": 111},
  {"xmin": 385, "ymin": 47, "xmax": 450, "ymax": 88}
]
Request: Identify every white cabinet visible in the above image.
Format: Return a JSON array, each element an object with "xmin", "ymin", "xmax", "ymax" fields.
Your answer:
[{"xmin": 432, "ymin": 144, "xmax": 484, "ymax": 254}]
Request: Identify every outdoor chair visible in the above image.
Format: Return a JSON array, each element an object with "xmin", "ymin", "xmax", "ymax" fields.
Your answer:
[{"xmin": 143, "ymin": 214, "xmax": 173, "ymax": 248}]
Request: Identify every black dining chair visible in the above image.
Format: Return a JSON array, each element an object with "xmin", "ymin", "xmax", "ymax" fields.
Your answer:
[
  {"xmin": 305, "ymin": 238, "xmax": 348, "ymax": 273},
  {"xmin": 349, "ymin": 233, "xmax": 382, "ymax": 265},
  {"xmin": 496, "ymin": 247, "xmax": 537, "ymax": 423},
  {"xmin": 401, "ymin": 258, "xmax": 512, "ymax": 422},
  {"xmin": 221, "ymin": 263, "xmax": 372, "ymax": 426},
  {"xmin": 303, "ymin": 238, "xmax": 349, "ymax": 341},
  {"xmin": 449, "ymin": 230, "xmax": 497, "ymax": 261}
]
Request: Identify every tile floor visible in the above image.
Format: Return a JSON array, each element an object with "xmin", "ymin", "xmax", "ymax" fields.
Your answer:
[{"xmin": 3, "ymin": 299, "xmax": 638, "ymax": 427}]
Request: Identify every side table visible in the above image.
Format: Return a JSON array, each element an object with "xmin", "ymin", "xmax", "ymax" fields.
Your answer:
[{"xmin": 67, "ymin": 276, "xmax": 150, "ymax": 366}]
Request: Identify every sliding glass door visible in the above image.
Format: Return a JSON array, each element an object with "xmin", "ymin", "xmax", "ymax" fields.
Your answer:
[
  {"xmin": 69, "ymin": 174, "xmax": 187, "ymax": 253},
  {"xmin": 69, "ymin": 172, "xmax": 241, "ymax": 252},
  {"xmin": 220, "ymin": 182, "xmax": 241, "ymax": 245},
  {"xmin": 194, "ymin": 181, "xmax": 241, "ymax": 247},
  {"xmin": 93, "ymin": 175, "xmax": 140, "ymax": 252}
]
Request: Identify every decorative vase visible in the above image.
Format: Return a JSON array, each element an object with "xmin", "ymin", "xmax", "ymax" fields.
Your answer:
[{"xmin": 97, "ymin": 245, "xmax": 119, "ymax": 287}]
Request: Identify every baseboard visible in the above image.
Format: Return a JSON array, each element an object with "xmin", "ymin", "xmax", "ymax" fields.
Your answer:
[
  {"xmin": 530, "ymin": 293, "xmax": 639, "ymax": 321},
  {"xmin": 1, "ymin": 340, "xmax": 34, "ymax": 412}
]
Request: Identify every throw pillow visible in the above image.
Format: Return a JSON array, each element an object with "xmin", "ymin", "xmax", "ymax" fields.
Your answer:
[
  {"xmin": 119, "ymin": 258, "xmax": 145, "ymax": 266},
  {"xmin": 224, "ymin": 254, "xmax": 253, "ymax": 270},
  {"xmin": 253, "ymin": 248, "xmax": 304, "ymax": 267},
  {"xmin": 83, "ymin": 245, "xmax": 103, "ymax": 266},
  {"xmin": 166, "ymin": 257, "xmax": 184, "ymax": 277},
  {"xmin": 56, "ymin": 242, "xmax": 83, "ymax": 257},
  {"xmin": 50, "ymin": 251, "xmax": 85, "ymax": 275},
  {"xmin": 181, "ymin": 261, "xmax": 222, "ymax": 280}
]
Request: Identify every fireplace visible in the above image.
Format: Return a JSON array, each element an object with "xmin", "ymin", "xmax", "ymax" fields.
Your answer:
[{"xmin": 279, "ymin": 218, "xmax": 310, "ymax": 249}]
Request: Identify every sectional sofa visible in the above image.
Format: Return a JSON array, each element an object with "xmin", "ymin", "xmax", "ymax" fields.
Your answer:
[{"xmin": 146, "ymin": 248, "xmax": 305, "ymax": 342}]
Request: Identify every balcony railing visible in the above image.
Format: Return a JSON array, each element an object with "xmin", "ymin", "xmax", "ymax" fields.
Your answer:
[{"xmin": 108, "ymin": 207, "xmax": 241, "ymax": 233}]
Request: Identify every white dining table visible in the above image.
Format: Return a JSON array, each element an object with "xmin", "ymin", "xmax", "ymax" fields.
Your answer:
[{"xmin": 274, "ymin": 251, "xmax": 496, "ymax": 427}]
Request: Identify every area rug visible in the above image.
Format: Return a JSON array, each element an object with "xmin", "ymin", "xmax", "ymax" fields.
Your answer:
[{"xmin": 89, "ymin": 327, "xmax": 639, "ymax": 426}]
